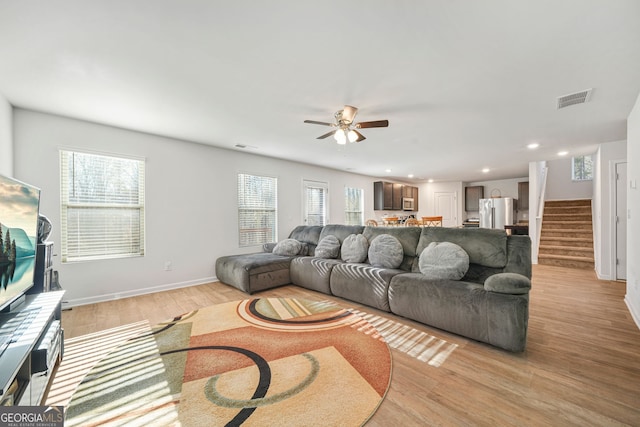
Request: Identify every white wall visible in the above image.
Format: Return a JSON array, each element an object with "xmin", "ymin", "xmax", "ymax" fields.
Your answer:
[
  {"xmin": 13, "ymin": 109, "xmax": 379, "ymax": 306},
  {"xmin": 528, "ymin": 161, "xmax": 547, "ymax": 264},
  {"xmin": 0, "ymin": 94, "xmax": 12, "ymax": 177},
  {"xmin": 626, "ymin": 93, "xmax": 640, "ymax": 328},
  {"xmin": 545, "ymin": 157, "xmax": 594, "ymax": 200},
  {"xmin": 593, "ymin": 140, "xmax": 627, "ymax": 280}
]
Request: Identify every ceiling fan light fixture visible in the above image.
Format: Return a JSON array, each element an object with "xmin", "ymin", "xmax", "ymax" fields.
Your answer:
[
  {"xmin": 334, "ymin": 129, "xmax": 347, "ymax": 144},
  {"xmin": 305, "ymin": 105, "xmax": 389, "ymax": 143}
]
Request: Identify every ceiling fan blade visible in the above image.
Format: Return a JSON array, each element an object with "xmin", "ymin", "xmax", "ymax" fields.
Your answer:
[
  {"xmin": 355, "ymin": 119, "xmax": 389, "ymax": 129},
  {"xmin": 304, "ymin": 120, "xmax": 335, "ymax": 126},
  {"xmin": 317, "ymin": 130, "xmax": 337, "ymax": 139},
  {"xmin": 342, "ymin": 105, "xmax": 358, "ymax": 123},
  {"xmin": 353, "ymin": 130, "xmax": 366, "ymax": 142}
]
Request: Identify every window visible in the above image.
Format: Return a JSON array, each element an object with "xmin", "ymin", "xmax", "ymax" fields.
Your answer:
[
  {"xmin": 572, "ymin": 155, "xmax": 593, "ymax": 181},
  {"xmin": 238, "ymin": 173, "xmax": 277, "ymax": 246},
  {"xmin": 60, "ymin": 150, "xmax": 145, "ymax": 262},
  {"xmin": 303, "ymin": 180, "xmax": 328, "ymax": 226},
  {"xmin": 345, "ymin": 187, "xmax": 364, "ymax": 225}
]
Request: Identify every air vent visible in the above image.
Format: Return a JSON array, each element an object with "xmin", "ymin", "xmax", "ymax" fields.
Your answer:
[{"xmin": 557, "ymin": 89, "xmax": 592, "ymax": 109}]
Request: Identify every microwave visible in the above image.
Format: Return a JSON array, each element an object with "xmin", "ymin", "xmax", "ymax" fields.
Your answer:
[{"xmin": 402, "ymin": 197, "xmax": 415, "ymax": 211}]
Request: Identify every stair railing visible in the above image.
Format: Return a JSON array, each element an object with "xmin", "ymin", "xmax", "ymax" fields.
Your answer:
[{"xmin": 534, "ymin": 166, "xmax": 549, "ymax": 263}]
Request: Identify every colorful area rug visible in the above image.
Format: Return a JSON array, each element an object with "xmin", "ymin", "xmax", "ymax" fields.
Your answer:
[{"xmin": 64, "ymin": 298, "xmax": 392, "ymax": 426}]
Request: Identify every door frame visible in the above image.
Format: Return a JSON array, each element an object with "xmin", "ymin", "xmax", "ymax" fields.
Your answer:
[{"xmin": 611, "ymin": 160, "xmax": 627, "ymax": 280}]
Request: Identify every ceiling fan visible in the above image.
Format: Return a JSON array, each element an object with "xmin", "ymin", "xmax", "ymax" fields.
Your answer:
[{"xmin": 304, "ymin": 105, "xmax": 389, "ymax": 144}]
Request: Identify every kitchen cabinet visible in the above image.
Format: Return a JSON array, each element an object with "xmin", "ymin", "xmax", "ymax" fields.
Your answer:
[
  {"xmin": 465, "ymin": 186, "xmax": 484, "ymax": 212},
  {"xmin": 374, "ymin": 181, "xmax": 419, "ymax": 211},
  {"xmin": 518, "ymin": 182, "xmax": 529, "ymax": 211},
  {"xmin": 374, "ymin": 182, "xmax": 393, "ymax": 210},
  {"xmin": 392, "ymin": 183, "xmax": 403, "ymax": 210},
  {"xmin": 412, "ymin": 186, "xmax": 419, "ymax": 211}
]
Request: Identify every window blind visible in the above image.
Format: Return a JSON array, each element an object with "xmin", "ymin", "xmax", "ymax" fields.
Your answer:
[
  {"xmin": 303, "ymin": 180, "xmax": 327, "ymax": 226},
  {"xmin": 60, "ymin": 150, "xmax": 145, "ymax": 262},
  {"xmin": 238, "ymin": 173, "xmax": 277, "ymax": 246},
  {"xmin": 344, "ymin": 187, "xmax": 364, "ymax": 225}
]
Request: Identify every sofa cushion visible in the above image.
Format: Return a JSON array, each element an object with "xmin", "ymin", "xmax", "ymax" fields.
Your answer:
[
  {"xmin": 484, "ymin": 272, "xmax": 531, "ymax": 294},
  {"xmin": 341, "ymin": 234, "xmax": 369, "ymax": 263},
  {"xmin": 415, "ymin": 227, "xmax": 508, "ymax": 270},
  {"xmin": 315, "ymin": 235, "xmax": 341, "ymax": 259},
  {"xmin": 368, "ymin": 234, "xmax": 403, "ymax": 269},
  {"xmin": 272, "ymin": 238, "xmax": 303, "ymax": 256},
  {"xmin": 288, "ymin": 225, "xmax": 323, "ymax": 256},
  {"xmin": 419, "ymin": 241, "xmax": 469, "ymax": 280}
]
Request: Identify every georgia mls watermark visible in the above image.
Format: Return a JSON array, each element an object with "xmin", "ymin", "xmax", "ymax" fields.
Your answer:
[{"xmin": 0, "ymin": 406, "xmax": 64, "ymax": 427}]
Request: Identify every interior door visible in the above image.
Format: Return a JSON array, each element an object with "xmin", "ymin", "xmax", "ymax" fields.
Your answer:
[
  {"xmin": 616, "ymin": 162, "xmax": 627, "ymax": 280},
  {"xmin": 435, "ymin": 191, "xmax": 457, "ymax": 227}
]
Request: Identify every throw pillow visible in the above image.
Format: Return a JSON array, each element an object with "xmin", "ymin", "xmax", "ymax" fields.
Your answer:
[
  {"xmin": 418, "ymin": 241, "xmax": 469, "ymax": 280},
  {"xmin": 368, "ymin": 234, "xmax": 403, "ymax": 269},
  {"xmin": 272, "ymin": 239, "xmax": 302, "ymax": 256},
  {"xmin": 341, "ymin": 234, "xmax": 369, "ymax": 263},
  {"xmin": 262, "ymin": 242, "xmax": 276, "ymax": 253},
  {"xmin": 315, "ymin": 235, "xmax": 341, "ymax": 259}
]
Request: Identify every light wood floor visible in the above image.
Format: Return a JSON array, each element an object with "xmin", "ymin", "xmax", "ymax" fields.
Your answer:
[{"xmin": 55, "ymin": 265, "xmax": 640, "ymax": 426}]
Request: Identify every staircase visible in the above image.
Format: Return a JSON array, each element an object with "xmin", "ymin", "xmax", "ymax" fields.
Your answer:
[{"xmin": 538, "ymin": 199, "xmax": 595, "ymax": 269}]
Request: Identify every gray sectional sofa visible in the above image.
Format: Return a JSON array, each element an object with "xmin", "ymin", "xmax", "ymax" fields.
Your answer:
[{"xmin": 215, "ymin": 224, "xmax": 532, "ymax": 352}]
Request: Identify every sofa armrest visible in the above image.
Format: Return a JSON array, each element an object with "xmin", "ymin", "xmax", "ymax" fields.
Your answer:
[
  {"xmin": 484, "ymin": 272, "xmax": 531, "ymax": 295},
  {"xmin": 262, "ymin": 242, "xmax": 276, "ymax": 253}
]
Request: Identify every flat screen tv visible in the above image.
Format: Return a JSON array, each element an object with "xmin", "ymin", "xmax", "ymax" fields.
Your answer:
[{"xmin": 0, "ymin": 174, "xmax": 40, "ymax": 313}]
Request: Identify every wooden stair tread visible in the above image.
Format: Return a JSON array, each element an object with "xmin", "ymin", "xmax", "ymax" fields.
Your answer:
[
  {"xmin": 538, "ymin": 253, "xmax": 595, "ymax": 262},
  {"xmin": 540, "ymin": 237, "xmax": 592, "ymax": 242},
  {"xmin": 544, "ymin": 199, "xmax": 591, "ymax": 206},
  {"xmin": 541, "ymin": 230, "xmax": 592, "ymax": 234},
  {"xmin": 543, "ymin": 220, "xmax": 592, "ymax": 226},
  {"xmin": 539, "ymin": 245, "xmax": 593, "ymax": 252}
]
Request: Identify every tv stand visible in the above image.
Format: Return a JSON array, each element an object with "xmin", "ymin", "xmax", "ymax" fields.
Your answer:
[
  {"xmin": 0, "ymin": 291, "xmax": 64, "ymax": 406},
  {"xmin": 0, "ymin": 294, "xmax": 27, "ymax": 314}
]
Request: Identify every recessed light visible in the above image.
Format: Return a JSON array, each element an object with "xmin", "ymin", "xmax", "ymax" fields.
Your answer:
[
  {"xmin": 527, "ymin": 143, "xmax": 540, "ymax": 149},
  {"xmin": 408, "ymin": 174, "xmax": 414, "ymax": 178},
  {"xmin": 558, "ymin": 151, "xmax": 568, "ymax": 156},
  {"xmin": 428, "ymin": 179, "xmax": 434, "ymax": 183},
  {"xmin": 482, "ymin": 168, "xmax": 490, "ymax": 173},
  {"xmin": 385, "ymin": 169, "xmax": 392, "ymax": 173}
]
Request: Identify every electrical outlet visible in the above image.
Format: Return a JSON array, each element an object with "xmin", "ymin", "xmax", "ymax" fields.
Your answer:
[{"xmin": 164, "ymin": 261, "xmax": 172, "ymax": 271}]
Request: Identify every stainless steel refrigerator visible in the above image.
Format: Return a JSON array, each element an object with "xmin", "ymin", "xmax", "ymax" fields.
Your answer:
[{"xmin": 479, "ymin": 197, "xmax": 515, "ymax": 229}]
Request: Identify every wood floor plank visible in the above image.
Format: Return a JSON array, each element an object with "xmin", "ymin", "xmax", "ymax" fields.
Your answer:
[{"xmin": 52, "ymin": 264, "xmax": 640, "ymax": 425}]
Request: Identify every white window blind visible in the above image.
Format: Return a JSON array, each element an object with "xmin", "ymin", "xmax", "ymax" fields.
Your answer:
[
  {"xmin": 60, "ymin": 150, "xmax": 145, "ymax": 262},
  {"xmin": 238, "ymin": 173, "xmax": 277, "ymax": 247},
  {"xmin": 303, "ymin": 180, "xmax": 328, "ymax": 226},
  {"xmin": 345, "ymin": 187, "xmax": 364, "ymax": 225}
]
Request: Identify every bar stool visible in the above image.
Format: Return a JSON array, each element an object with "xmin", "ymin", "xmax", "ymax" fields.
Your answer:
[
  {"xmin": 422, "ymin": 216, "xmax": 443, "ymax": 227},
  {"xmin": 365, "ymin": 219, "xmax": 378, "ymax": 226},
  {"xmin": 404, "ymin": 218, "xmax": 420, "ymax": 227}
]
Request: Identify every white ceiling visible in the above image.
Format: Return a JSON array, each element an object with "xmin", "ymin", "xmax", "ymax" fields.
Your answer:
[{"xmin": 1, "ymin": 1, "xmax": 639, "ymax": 183}]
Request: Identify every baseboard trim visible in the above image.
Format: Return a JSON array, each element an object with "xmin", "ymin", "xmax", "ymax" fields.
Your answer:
[
  {"xmin": 625, "ymin": 295, "xmax": 640, "ymax": 331},
  {"xmin": 63, "ymin": 276, "xmax": 218, "ymax": 308}
]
